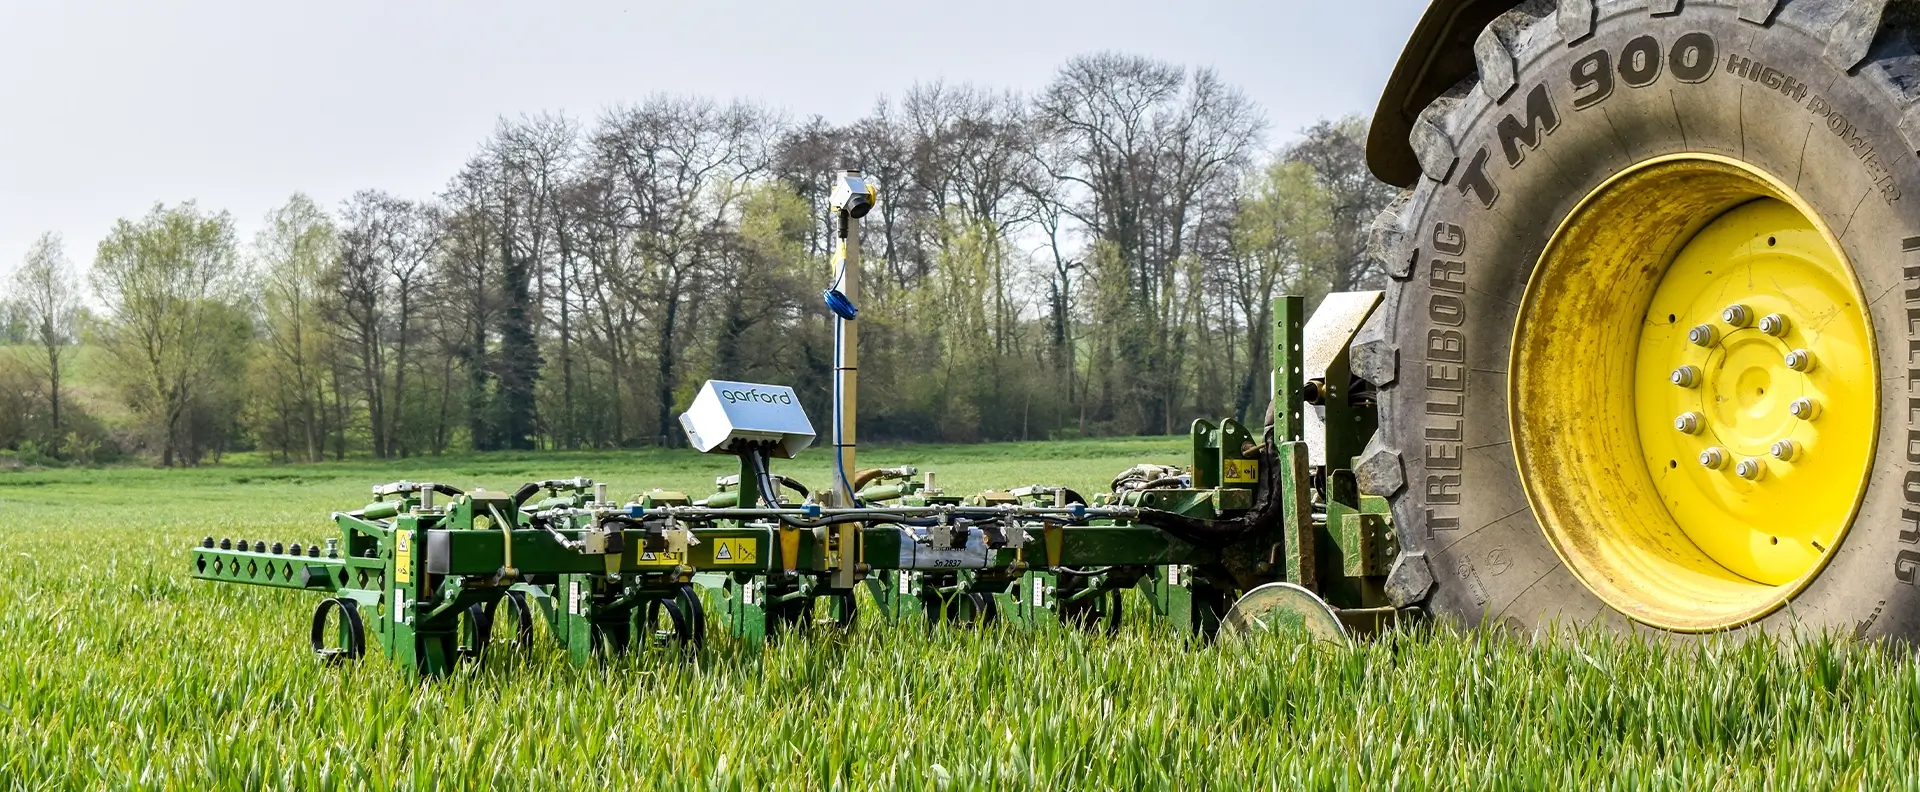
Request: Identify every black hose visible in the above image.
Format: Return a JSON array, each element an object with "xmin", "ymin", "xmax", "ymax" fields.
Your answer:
[
  {"xmin": 1131, "ymin": 425, "xmax": 1285, "ymax": 547},
  {"xmin": 511, "ymin": 482, "xmax": 542, "ymax": 505},
  {"xmin": 747, "ymin": 448, "xmax": 782, "ymax": 509},
  {"xmin": 772, "ymin": 476, "xmax": 810, "ymax": 500}
]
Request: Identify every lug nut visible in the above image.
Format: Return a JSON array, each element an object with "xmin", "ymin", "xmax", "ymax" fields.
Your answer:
[
  {"xmin": 1759, "ymin": 313, "xmax": 1790, "ymax": 337},
  {"xmin": 1735, "ymin": 457, "xmax": 1765, "ymax": 480},
  {"xmin": 1671, "ymin": 365, "xmax": 1702, "ymax": 388},
  {"xmin": 1700, "ymin": 447, "xmax": 1728, "ymax": 469},
  {"xmin": 1785, "ymin": 349, "xmax": 1815, "ymax": 372},
  {"xmin": 1688, "ymin": 324, "xmax": 1719, "ymax": 347},
  {"xmin": 1722, "ymin": 304, "xmax": 1753, "ymax": 327},
  {"xmin": 1770, "ymin": 439, "xmax": 1799, "ymax": 461},
  {"xmin": 1674, "ymin": 412, "xmax": 1704, "ymax": 434},
  {"xmin": 1790, "ymin": 398, "xmax": 1821, "ymax": 420}
]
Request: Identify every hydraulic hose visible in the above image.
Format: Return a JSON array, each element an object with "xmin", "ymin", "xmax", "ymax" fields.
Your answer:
[
  {"xmin": 511, "ymin": 482, "xmax": 542, "ymax": 505},
  {"xmin": 1129, "ymin": 425, "xmax": 1284, "ymax": 547}
]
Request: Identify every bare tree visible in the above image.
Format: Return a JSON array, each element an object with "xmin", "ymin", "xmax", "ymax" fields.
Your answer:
[
  {"xmin": 9, "ymin": 233, "xmax": 80, "ymax": 456},
  {"xmin": 1035, "ymin": 52, "xmax": 1264, "ymax": 433},
  {"xmin": 1283, "ymin": 116, "xmax": 1396, "ymax": 291},
  {"xmin": 591, "ymin": 96, "xmax": 780, "ymax": 445}
]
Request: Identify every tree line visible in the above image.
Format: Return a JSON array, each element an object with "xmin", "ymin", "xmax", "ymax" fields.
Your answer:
[{"xmin": 0, "ymin": 52, "xmax": 1392, "ymax": 466}]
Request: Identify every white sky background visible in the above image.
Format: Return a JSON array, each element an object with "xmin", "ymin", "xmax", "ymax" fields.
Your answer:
[{"xmin": 0, "ymin": 0, "xmax": 1427, "ymax": 281}]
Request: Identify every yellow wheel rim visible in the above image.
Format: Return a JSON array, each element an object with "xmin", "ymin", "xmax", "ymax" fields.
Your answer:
[{"xmin": 1510, "ymin": 154, "xmax": 1876, "ymax": 632}]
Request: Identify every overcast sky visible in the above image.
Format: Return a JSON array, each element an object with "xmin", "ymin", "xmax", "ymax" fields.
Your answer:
[{"xmin": 0, "ymin": 0, "xmax": 1426, "ymax": 282}]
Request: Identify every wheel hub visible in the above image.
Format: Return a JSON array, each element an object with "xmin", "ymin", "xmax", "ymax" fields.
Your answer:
[
  {"xmin": 1510, "ymin": 154, "xmax": 1877, "ymax": 631},
  {"xmin": 1705, "ymin": 328, "xmax": 1795, "ymax": 453},
  {"xmin": 1635, "ymin": 197, "xmax": 1873, "ymax": 588}
]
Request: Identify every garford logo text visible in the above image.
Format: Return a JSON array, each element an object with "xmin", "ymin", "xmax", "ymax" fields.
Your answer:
[{"xmin": 721, "ymin": 389, "xmax": 793, "ymax": 405}]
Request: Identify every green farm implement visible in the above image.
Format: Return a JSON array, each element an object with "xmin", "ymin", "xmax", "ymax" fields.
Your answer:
[{"xmin": 191, "ymin": 170, "xmax": 1413, "ymax": 676}]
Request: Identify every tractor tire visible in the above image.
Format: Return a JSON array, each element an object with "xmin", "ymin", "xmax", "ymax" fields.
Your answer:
[{"xmin": 1365, "ymin": 0, "xmax": 1920, "ymax": 640}]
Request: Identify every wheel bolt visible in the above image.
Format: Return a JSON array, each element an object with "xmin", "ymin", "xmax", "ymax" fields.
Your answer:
[
  {"xmin": 1671, "ymin": 365, "xmax": 1702, "ymax": 388},
  {"xmin": 1770, "ymin": 439, "xmax": 1799, "ymax": 461},
  {"xmin": 1736, "ymin": 457, "xmax": 1765, "ymax": 480},
  {"xmin": 1674, "ymin": 412, "xmax": 1704, "ymax": 434},
  {"xmin": 1790, "ymin": 398, "xmax": 1821, "ymax": 420},
  {"xmin": 1700, "ymin": 447, "xmax": 1728, "ymax": 469},
  {"xmin": 1759, "ymin": 313, "xmax": 1790, "ymax": 337},
  {"xmin": 1785, "ymin": 349, "xmax": 1815, "ymax": 372},
  {"xmin": 1688, "ymin": 324, "xmax": 1719, "ymax": 347},
  {"xmin": 1722, "ymin": 304, "xmax": 1753, "ymax": 327}
]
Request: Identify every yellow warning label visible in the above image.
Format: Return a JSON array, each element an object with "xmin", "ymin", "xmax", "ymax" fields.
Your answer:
[
  {"xmin": 712, "ymin": 538, "xmax": 757, "ymax": 565},
  {"xmin": 636, "ymin": 550, "xmax": 686, "ymax": 568},
  {"xmin": 1223, "ymin": 458, "xmax": 1259, "ymax": 484},
  {"xmin": 394, "ymin": 531, "xmax": 412, "ymax": 584}
]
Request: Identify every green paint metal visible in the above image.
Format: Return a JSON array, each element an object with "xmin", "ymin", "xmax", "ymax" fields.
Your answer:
[{"xmin": 191, "ymin": 294, "xmax": 1406, "ymax": 676}]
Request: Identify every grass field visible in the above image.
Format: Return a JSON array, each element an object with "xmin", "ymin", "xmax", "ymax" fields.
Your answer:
[{"xmin": 1, "ymin": 438, "xmax": 1916, "ymax": 789}]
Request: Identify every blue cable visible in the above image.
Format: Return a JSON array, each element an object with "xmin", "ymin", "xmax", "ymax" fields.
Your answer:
[
  {"xmin": 823, "ymin": 288, "xmax": 858, "ymax": 320},
  {"xmin": 826, "ymin": 239, "xmax": 861, "ymax": 502},
  {"xmin": 830, "ymin": 311, "xmax": 860, "ymax": 507}
]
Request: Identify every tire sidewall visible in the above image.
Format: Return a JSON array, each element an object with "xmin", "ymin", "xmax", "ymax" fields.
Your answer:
[{"xmin": 1380, "ymin": 0, "xmax": 1920, "ymax": 640}]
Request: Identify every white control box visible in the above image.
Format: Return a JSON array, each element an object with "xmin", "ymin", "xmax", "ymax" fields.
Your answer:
[{"xmin": 678, "ymin": 380, "xmax": 816, "ymax": 458}]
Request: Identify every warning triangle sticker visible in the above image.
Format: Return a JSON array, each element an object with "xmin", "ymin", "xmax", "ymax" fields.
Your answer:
[
  {"xmin": 716, "ymin": 543, "xmax": 733, "ymax": 560},
  {"xmin": 641, "ymin": 551, "xmax": 656, "ymax": 561}
]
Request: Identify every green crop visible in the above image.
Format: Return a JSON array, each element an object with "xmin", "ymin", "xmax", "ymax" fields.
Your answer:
[{"xmin": 1, "ymin": 440, "xmax": 1915, "ymax": 790}]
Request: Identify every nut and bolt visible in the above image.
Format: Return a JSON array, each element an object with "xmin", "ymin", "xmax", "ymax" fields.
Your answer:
[
  {"xmin": 1735, "ymin": 457, "xmax": 1766, "ymax": 480},
  {"xmin": 1770, "ymin": 439, "xmax": 1799, "ymax": 461},
  {"xmin": 1785, "ymin": 349, "xmax": 1815, "ymax": 372},
  {"xmin": 1722, "ymin": 304, "xmax": 1753, "ymax": 327},
  {"xmin": 1688, "ymin": 324, "xmax": 1719, "ymax": 347},
  {"xmin": 1790, "ymin": 398, "xmax": 1820, "ymax": 420},
  {"xmin": 1674, "ymin": 412, "xmax": 1704, "ymax": 434},
  {"xmin": 1671, "ymin": 365, "xmax": 1702, "ymax": 388},
  {"xmin": 1700, "ymin": 447, "xmax": 1728, "ymax": 469},
  {"xmin": 1758, "ymin": 313, "xmax": 1790, "ymax": 337}
]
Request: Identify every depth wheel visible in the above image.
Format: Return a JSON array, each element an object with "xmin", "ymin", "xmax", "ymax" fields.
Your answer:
[
  {"xmin": 1365, "ymin": 1, "xmax": 1920, "ymax": 638},
  {"xmin": 674, "ymin": 584, "xmax": 707, "ymax": 646},
  {"xmin": 310, "ymin": 597, "xmax": 366, "ymax": 664},
  {"xmin": 482, "ymin": 590, "xmax": 537, "ymax": 652},
  {"xmin": 642, "ymin": 596, "xmax": 699, "ymax": 650},
  {"xmin": 1220, "ymin": 583, "xmax": 1348, "ymax": 645},
  {"xmin": 454, "ymin": 603, "xmax": 491, "ymax": 662}
]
